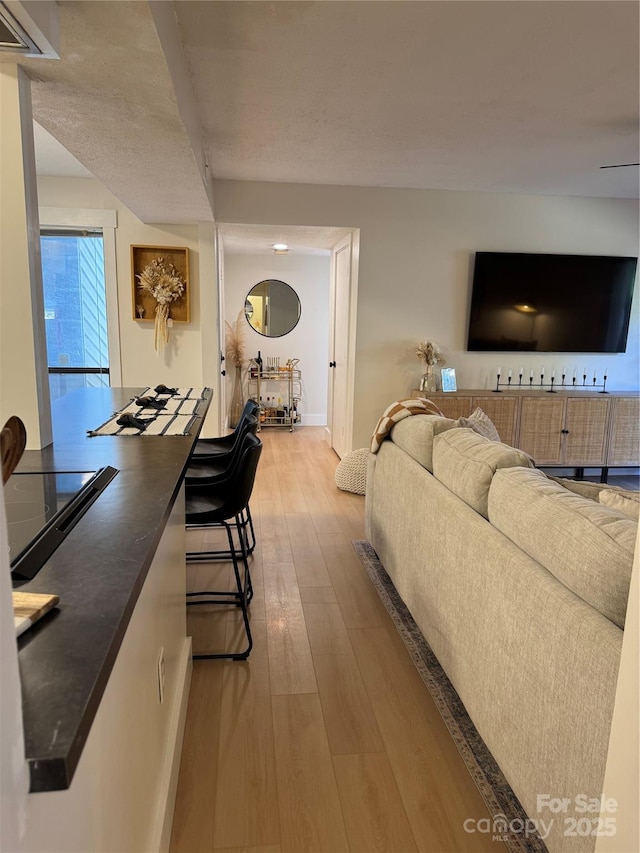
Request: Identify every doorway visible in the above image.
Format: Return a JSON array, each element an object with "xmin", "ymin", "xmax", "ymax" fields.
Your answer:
[{"xmin": 217, "ymin": 224, "xmax": 358, "ymax": 450}]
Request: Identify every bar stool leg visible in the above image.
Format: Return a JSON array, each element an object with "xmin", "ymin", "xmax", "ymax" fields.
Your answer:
[{"xmin": 188, "ymin": 520, "xmax": 253, "ymax": 661}]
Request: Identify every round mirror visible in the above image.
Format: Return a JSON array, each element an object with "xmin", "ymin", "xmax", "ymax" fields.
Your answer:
[{"xmin": 244, "ymin": 279, "xmax": 301, "ymax": 337}]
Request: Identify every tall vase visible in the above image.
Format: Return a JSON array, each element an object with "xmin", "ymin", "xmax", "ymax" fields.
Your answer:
[
  {"xmin": 420, "ymin": 365, "xmax": 437, "ymax": 394},
  {"xmin": 229, "ymin": 366, "xmax": 244, "ymax": 428}
]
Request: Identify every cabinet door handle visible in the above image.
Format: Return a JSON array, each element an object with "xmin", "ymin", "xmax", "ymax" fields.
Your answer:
[
  {"xmin": 561, "ymin": 429, "xmax": 569, "ymax": 434},
  {"xmin": 329, "ymin": 361, "xmax": 336, "ymax": 368},
  {"xmin": 221, "ymin": 370, "xmax": 226, "ymax": 377}
]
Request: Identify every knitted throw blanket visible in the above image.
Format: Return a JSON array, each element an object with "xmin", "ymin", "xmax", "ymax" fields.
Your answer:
[{"xmin": 370, "ymin": 398, "xmax": 444, "ymax": 453}]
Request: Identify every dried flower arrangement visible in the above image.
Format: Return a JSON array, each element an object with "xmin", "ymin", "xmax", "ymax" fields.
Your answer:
[
  {"xmin": 137, "ymin": 257, "xmax": 186, "ymax": 351},
  {"xmin": 416, "ymin": 340, "xmax": 443, "ymax": 366},
  {"xmin": 225, "ymin": 309, "xmax": 248, "ymax": 426},
  {"xmin": 225, "ymin": 308, "xmax": 247, "ymax": 368}
]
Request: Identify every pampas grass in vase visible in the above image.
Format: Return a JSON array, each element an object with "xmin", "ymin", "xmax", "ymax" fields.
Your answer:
[{"xmin": 225, "ymin": 309, "xmax": 247, "ymax": 427}]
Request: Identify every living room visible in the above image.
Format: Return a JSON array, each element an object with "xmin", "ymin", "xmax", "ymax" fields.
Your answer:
[{"xmin": 0, "ymin": 2, "xmax": 638, "ymax": 852}]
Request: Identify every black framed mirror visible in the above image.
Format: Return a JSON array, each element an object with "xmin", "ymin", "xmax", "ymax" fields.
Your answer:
[{"xmin": 244, "ymin": 279, "xmax": 301, "ymax": 337}]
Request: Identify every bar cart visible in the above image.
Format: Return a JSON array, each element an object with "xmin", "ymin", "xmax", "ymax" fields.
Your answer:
[{"xmin": 248, "ymin": 358, "xmax": 302, "ymax": 431}]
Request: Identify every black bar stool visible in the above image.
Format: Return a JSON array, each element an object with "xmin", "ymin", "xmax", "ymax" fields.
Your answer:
[
  {"xmin": 191, "ymin": 399, "xmax": 259, "ymax": 458},
  {"xmin": 185, "ymin": 434, "xmax": 262, "ymax": 661},
  {"xmin": 186, "ymin": 413, "xmax": 258, "ymax": 479},
  {"xmin": 186, "ymin": 422, "xmax": 259, "ymax": 555}
]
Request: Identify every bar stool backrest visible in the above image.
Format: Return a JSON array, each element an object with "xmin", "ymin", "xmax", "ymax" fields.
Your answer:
[
  {"xmin": 187, "ymin": 429, "xmax": 262, "ymax": 493},
  {"xmin": 186, "ymin": 433, "xmax": 262, "ymax": 524},
  {"xmin": 213, "ymin": 433, "xmax": 262, "ymax": 520}
]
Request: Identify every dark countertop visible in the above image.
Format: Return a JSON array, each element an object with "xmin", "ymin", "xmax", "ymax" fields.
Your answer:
[{"xmin": 13, "ymin": 387, "xmax": 211, "ymax": 793}]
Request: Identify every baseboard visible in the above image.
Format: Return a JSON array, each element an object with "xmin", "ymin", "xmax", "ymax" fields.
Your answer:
[
  {"xmin": 299, "ymin": 414, "xmax": 327, "ymax": 426},
  {"xmin": 152, "ymin": 637, "xmax": 193, "ymax": 853}
]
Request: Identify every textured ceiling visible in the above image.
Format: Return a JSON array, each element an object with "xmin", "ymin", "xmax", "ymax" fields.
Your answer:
[
  {"xmin": 20, "ymin": 0, "xmax": 640, "ymax": 230},
  {"xmin": 22, "ymin": 1, "xmax": 214, "ymax": 224},
  {"xmin": 219, "ymin": 223, "xmax": 351, "ymax": 255},
  {"xmin": 33, "ymin": 122, "xmax": 92, "ymax": 179},
  {"xmin": 178, "ymin": 0, "xmax": 639, "ymax": 198}
]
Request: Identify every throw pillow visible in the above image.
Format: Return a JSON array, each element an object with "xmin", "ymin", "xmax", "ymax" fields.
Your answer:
[
  {"xmin": 457, "ymin": 407, "xmax": 501, "ymax": 442},
  {"xmin": 599, "ymin": 488, "xmax": 640, "ymax": 520}
]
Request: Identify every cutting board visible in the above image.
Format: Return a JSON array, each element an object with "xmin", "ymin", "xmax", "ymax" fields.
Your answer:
[{"xmin": 13, "ymin": 591, "xmax": 59, "ymax": 637}]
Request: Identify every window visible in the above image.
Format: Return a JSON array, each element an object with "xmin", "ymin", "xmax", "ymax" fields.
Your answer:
[{"xmin": 40, "ymin": 230, "xmax": 110, "ymax": 400}]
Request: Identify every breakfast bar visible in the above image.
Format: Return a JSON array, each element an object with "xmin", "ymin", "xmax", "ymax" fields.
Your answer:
[{"xmin": 12, "ymin": 386, "xmax": 211, "ymax": 798}]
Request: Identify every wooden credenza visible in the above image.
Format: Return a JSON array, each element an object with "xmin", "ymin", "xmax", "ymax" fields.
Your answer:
[{"xmin": 411, "ymin": 389, "xmax": 639, "ymax": 472}]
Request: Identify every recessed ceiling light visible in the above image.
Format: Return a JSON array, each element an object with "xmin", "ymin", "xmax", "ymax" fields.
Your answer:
[{"xmin": 272, "ymin": 243, "xmax": 288, "ymax": 253}]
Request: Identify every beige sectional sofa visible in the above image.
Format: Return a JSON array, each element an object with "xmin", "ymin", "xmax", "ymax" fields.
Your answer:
[{"xmin": 365, "ymin": 416, "xmax": 637, "ymax": 853}]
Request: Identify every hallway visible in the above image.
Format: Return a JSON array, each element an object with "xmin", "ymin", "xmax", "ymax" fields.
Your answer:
[{"xmin": 170, "ymin": 427, "xmax": 502, "ymax": 853}]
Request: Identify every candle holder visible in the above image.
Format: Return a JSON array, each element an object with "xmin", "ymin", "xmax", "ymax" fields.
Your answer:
[{"xmin": 491, "ymin": 374, "xmax": 608, "ymax": 393}]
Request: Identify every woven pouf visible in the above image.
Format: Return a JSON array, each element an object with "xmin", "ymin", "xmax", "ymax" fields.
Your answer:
[{"xmin": 335, "ymin": 447, "xmax": 369, "ymax": 495}]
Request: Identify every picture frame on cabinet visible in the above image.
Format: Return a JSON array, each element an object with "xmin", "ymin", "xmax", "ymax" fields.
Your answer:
[{"xmin": 441, "ymin": 368, "xmax": 457, "ymax": 392}]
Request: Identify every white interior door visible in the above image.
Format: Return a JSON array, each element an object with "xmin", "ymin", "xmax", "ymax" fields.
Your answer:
[{"xmin": 328, "ymin": 234, "xmax": 354, "ymax": 459}]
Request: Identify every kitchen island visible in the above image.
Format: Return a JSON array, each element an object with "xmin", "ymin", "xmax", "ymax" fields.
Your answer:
[{"xmin": 10, "ymin": 386, "xmax": 211, "ymax": 852}]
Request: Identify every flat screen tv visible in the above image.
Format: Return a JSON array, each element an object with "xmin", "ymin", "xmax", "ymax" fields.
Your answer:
[{"xmin": 467, "ymin": 252, "xmax": 637, "ymax": 353}]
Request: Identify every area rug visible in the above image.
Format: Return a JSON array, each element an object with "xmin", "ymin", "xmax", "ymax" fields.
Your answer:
[{"xmin": 352, "ymin": 540, "xmax": 548, "ymax": 853}]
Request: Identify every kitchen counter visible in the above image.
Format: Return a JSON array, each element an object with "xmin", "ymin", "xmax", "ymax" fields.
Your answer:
[{"xmin": 13, "ymin": 386, "xmax": 211, "ymax": 793}]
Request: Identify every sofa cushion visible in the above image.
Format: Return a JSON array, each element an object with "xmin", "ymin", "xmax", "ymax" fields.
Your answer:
[
  {"xmin": 390, "ymin": 414, "xmax": 457, "ymax": 472},
  {"xmin": 548, "ymin": 476, "xmax": 610, "ymax": 501},
  {"xmin": 488, "ymin": 466, "xmax": 637, "ymax": 628},
  {"xmin": 432, "ymin": 428, "xmax": 534, "ymax": 518},
  {"xmin": 548, "ymin": 475, "xmax": 639, "ymax": 502},
  {"xmin": 599, "ymin": 488, "xmax": 640, "ymax": 520}
]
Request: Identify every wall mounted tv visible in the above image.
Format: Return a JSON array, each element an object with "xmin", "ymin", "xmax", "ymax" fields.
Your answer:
[{"xmin": 467, "ymin": 252, "xmax": 637, "ymax": 353}]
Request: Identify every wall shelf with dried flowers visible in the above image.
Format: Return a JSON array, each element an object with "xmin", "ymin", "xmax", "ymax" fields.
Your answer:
[{"xmin": 131, "ymin": 245, "xmax": 190, "ymax": 350}]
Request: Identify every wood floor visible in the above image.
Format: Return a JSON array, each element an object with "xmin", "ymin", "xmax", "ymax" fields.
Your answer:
[{"xmin": 170, "ymin": 427, "xmax": 504, "ymax": 853}]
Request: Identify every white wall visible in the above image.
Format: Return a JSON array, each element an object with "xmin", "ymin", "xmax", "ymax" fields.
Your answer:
[
  {"xmin": 0, "ymin": 65, "xmax": 52, "ymax": 448},
  {"xmin": 214, "ymin": 180, "xmax": 640, "ymax": 450},
  {"xmin": 31, "ymin": 177, "xmax": 640, "ymax": 450},
  {"xmin": 223, "ymin": 252, "xmax": 330, "ymax": 425},
  {"xmin": 36, "ymin": 177, "xmax": 207, "ymax": 391}
]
